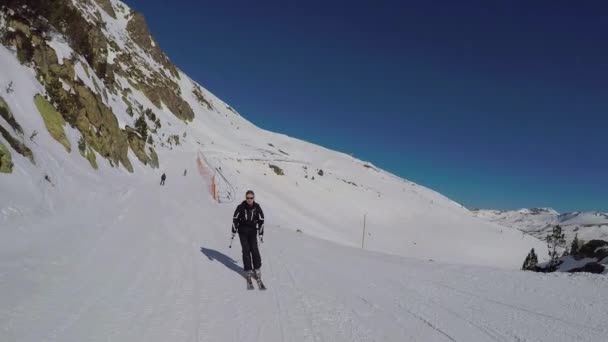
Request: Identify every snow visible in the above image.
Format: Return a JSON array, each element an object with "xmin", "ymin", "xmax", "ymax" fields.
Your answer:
[
  {"xmin": 560, "ymin": 212, "xmax": 608, "ymax": 226},
  {"xmin": 46, "ymin": 34, "xmax": 73, "ymax": 65},
  {"xmin": 73, "ymin": 62, "xmax": 98, "ymax": 93},
  {"xmin": 558, "ymin": 257, "xmax": 598, "ymax": 271},
  {"xmin": 1, "ymin": 2, "xmax": 606, "ymax": 340},
  {"xmin": 107, "ymin": 47, "xmax": 118, "ymax": 64},
  {"xmin": 473, "ymin": 208, "xmax": 608, "ymax": 241},
  {"xmin": 1, "ymin": 167, "xmax": 607, "ymax": 342}
]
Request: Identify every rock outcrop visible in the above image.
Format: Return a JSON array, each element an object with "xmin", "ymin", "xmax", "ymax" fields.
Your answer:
[
  {"xmin": 0, "ymin": 0, "xmax": 198, "ymax": 173},
  {"xmin": 0, "ymin": 96, "xmax": 23, "ymax": 135},
  {"xmin": 93, "ymin": 0, "xmax": 116, "ymax": 19},
  {"xmin": 33, "ymin": 95, "xmax": 71, "ymax": 153},
  {"xmin": 0, "ymin": 141, "xmax": 12, "ymax": 173}
]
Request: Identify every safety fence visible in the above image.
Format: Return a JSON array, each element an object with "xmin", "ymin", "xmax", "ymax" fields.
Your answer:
[{"xmin": 196, "ymin": 151, "xmax": 235, "ymax": 203}]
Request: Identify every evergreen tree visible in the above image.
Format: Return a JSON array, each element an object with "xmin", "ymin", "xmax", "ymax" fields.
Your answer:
[
  {"xmin": 530, "ymin": 248, "xmax": 538, "ymax": 268},
  {"xmin": 546, "ymin": 225, "xmax": 566, "ymax": 270},
  {"xmin": 522, "ymin": 253, "xmax": 531, "ymax": 270},
  {"xmin": 522, "ymin": 248, "xmax": 538, "ymax": 271},
  {"xmin": 570, "ymin": 233, "xmax": 580, "ymax": 255}
]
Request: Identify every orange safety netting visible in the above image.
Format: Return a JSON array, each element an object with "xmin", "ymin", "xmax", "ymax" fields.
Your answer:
[{"xmin": 197, "ymin": 151, "xmax": 217, "ymax": 201}]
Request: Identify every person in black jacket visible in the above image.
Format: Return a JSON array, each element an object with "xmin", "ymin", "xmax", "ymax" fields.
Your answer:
[{"xmin": 232, "ymin": 190, "xmax": 265, "ymax": 278}]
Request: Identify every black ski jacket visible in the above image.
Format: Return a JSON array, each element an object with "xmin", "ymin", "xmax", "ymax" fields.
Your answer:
[{"xmin": 232, "ymin": 201, "xmax": 265, "ymax": 235}]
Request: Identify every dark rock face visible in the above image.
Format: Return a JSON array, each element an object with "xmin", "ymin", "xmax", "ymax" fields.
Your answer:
[
  {"xmin": 529, "ymin": 208, "xmax": 550, "ymax": 215},
  {"xmin": 93, "ymin": 0, "xmax": 116, "ymax": 19},
  {"xmin": 569, "ymin": 262, "xmax": 605, "ymax": 274},
  {"xmin": 1, "ymin": 0, "xmax": 200, "ymax": 172},
  {"xmin": 579, "ymin": 240, "xmax": 608, "ymax": 259},
  {"xmin": 193, "ymin": 86, "xmax": 213, "ymax": 110},
  {"xmin": 143, "ymin": 83, "xmax": 194, "ymax": 122},
  {"xmin": 73, "ymin": 84, "xmax": 133, "ymax": 171},
  {"xmin": 269, "ymin": 164, "xmax": 284, "ymax": 176},
  {"xmin": 3, "ymin": 5, "xmax": 129, "ymax": 170},
  {"xmin": 0, "ymin": 124, "xmax": 34, "ymax": 164},
  {"xmin": 596, "ymin": 248, "xmax": 608, "ymax": 262},
  {"xmin": 125, "ymin": 126, "xmax": 158, "ymax": 168},
  {"xmin": 0, "ymin": 96, "xmax": 23, "ymax": 135},
  {"xmin": 118, "ymin": 18, "xmax": 195, "ymax": 122},
  {"xmin": 0, "ymin": 141, "xmax": 13, "ymax": 173},
  {"xmin": 126, "ymin": 11, "xmax": 178, "ymax": 78}
]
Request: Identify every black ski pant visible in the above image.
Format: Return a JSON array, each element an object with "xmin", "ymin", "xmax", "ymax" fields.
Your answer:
[{"xmin": 239, "ymin": 229, "xmax": 261, "ymax": 271}]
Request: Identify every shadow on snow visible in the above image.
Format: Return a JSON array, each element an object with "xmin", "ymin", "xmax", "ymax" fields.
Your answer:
[{"xmin": 200, "ymin": 247, "xmax": 245, "ymax": 278}]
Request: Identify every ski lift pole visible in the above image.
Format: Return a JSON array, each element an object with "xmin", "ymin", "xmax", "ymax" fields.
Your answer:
[{"xmin": 361, "ymin": 213, "xmax": 367, "ymax": 249}]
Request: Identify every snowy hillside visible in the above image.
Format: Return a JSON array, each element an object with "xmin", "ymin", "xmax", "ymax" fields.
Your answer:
[
  {"xmin": 473, "ymin": 208, "xmax": 608, "ymax": 242},
  {"xmin": 2, "ymin": 168, "xmax": 608, "ymax": 342},
  {"xmin": 0, "ymin": 0, "xmax": 544, "ymax": 268}
]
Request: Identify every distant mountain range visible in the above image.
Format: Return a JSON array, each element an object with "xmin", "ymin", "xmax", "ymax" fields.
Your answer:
[{"xmin": 472, "ymin": 208, "xmax": 608, "ymax": 242}]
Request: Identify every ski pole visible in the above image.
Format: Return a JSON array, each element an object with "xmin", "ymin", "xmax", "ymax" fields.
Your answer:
[{"xmin": 229, "ymin": 234, "xmax": 235, "ymax": 248}]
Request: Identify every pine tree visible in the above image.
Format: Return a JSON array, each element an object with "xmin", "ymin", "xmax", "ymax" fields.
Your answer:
[
  {"xmin": 530, "ymin": 248, "xmax": 538, "ymax": 268},
  {"xmin": 570, "ymin": 233, "xmax": 580, "ymax": 255},
  {"xmin": 522, "ymin": 253, "xmax": 531, "ymax": 270},
  {"xmin": 522, "ymin": 248, "xmax": 538, "ymax": 271},
  {"xmin": 546, "ymin": 225, "xmax": 566, "ymax": 270}
]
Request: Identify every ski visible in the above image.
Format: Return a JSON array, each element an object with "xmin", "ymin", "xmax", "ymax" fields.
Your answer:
[
  {"xmin": 255, "ymin": 278, "xmax": 267, "ymax": 290},
  {"xmin": 246, "ymin": 276, "xmax": 254, "ymax": 290},
  {"xmin": 253, "ymin": 272, "xmax": 266, "ymax": 290}
]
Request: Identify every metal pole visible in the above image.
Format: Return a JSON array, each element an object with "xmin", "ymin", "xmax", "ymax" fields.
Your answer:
[{"xmin": 362, "ymin": 214, "xmax": 367, "ymax": 249}]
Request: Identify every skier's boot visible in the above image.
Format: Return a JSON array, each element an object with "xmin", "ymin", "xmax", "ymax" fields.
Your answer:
[
  {"xmin": 245, "ymin": 270, "xmax": 254, "ymax": 290},
  {"xmin": 253, "ymin": 268, "xmax": 266, "ymax": 290}
]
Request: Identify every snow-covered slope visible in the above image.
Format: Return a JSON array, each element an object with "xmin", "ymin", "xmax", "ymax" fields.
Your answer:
[
  {"xmin": 0, "ymin": 0, "xmax": 544, "ymax": 268},
  {"xmin": 1, "ymin": 160, "xmax": 607, "ymax": 342},
  {"xmin": 473, "ymin": 208, "xmax": 608, "ymax": 242}
]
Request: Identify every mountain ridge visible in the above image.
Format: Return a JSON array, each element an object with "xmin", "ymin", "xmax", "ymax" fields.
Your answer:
[{"xmin": 472, "ymin": 208, "xmax": 608, "ymax": 242}]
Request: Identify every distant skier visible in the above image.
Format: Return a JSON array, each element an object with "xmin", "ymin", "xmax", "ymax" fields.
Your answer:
[
  {"xmin": 183, "ymin": 169, "xmax": 187, "ymax": 176},
  {"xmin": 160, "ymin": 173, "xmax": 166, "ymax": 186},
  {"xmin": 232, "ymin": 190, "xmax": 265, "ymax": 284}
]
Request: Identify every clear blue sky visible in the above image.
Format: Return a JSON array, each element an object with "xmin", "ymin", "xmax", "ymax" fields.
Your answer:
[{"xmin": 124, "ymin": 0, "xmax": 607, "ymax": 212}]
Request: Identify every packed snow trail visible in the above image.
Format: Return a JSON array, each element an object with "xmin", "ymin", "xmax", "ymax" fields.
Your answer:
[{"xmin": 1, "ymin": 173, "xmax": 607, "ymax": 342}]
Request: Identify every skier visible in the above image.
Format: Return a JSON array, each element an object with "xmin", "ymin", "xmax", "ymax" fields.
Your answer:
[
  {"xmin": 232, "ymin": 190, "xmax": 265, "ymax": 288},
  {"xmin": 160, "ymin": 173, "xmax": 166, "ymax": 186}
]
